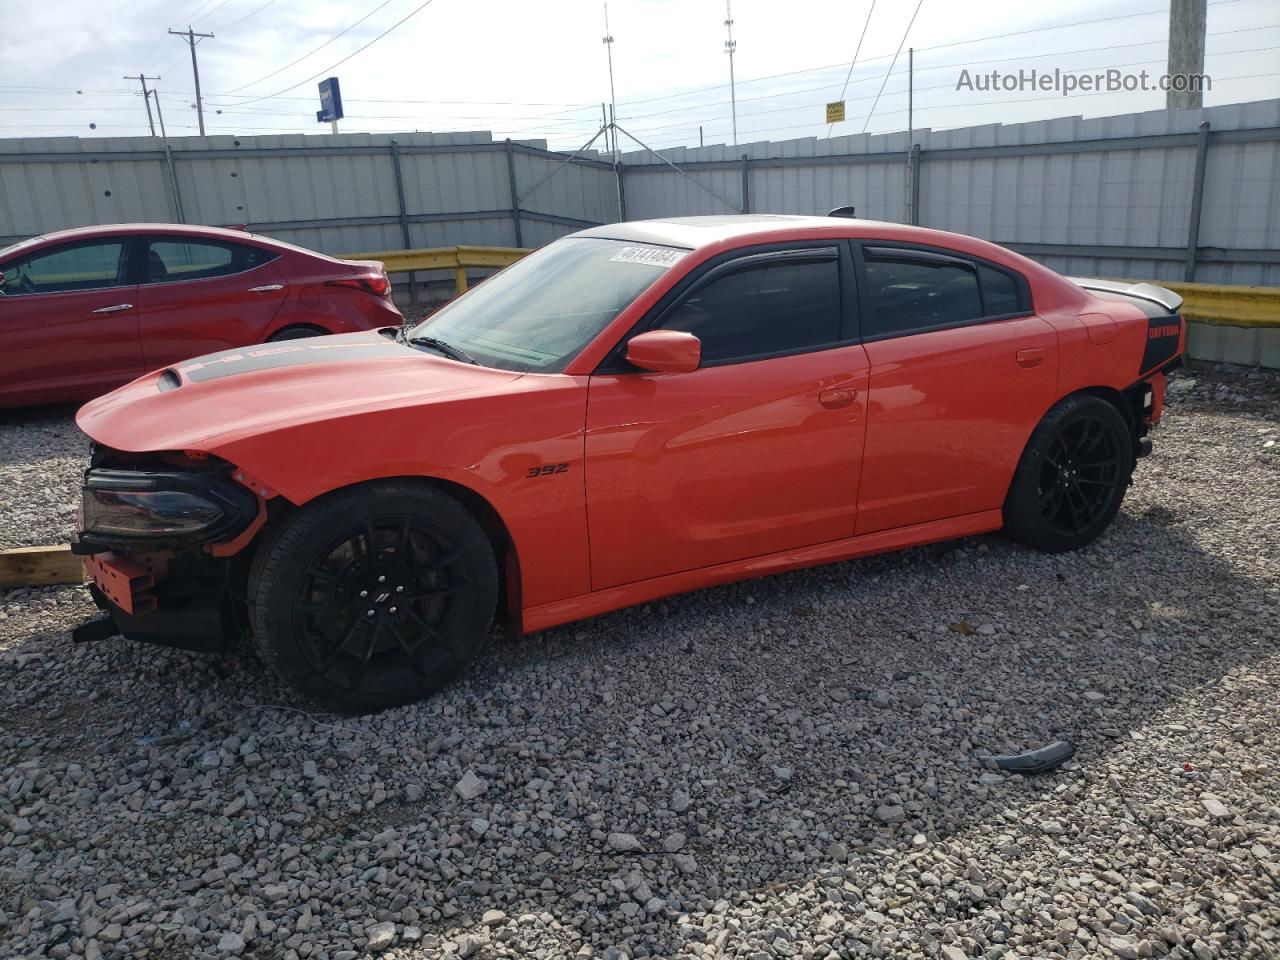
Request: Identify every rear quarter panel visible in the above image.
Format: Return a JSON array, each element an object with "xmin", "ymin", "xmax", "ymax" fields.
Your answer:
[
  {"xmin": 1044, "ymin": 298, "xmax": 1164, "ymax": 396},
  {"xmin": 273, "ymin": 253, "xmax": 403, "ymax": 335}
]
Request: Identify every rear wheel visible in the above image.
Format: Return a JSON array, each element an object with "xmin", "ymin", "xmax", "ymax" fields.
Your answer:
[
  {"xmin": 1003, "ymin": 394, "xmax": 1134, "ymax": 553},
  {"xmin": 247, "ymin": 481, "xmax": 498, "ymax": 712}
]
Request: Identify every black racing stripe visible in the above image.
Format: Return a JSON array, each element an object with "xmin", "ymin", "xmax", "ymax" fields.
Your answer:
[
  {"xmin": 177, "ymin": 339, "xmax": 405, "ymax": 384},
  {"xmin": 1140, "ymin": 313, "xmax": 1183, "ymax": 375}
]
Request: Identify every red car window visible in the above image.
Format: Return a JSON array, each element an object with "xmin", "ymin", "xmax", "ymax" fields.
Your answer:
[
  {"xmin": 145, "ymin": 239, "xmax": 276, "ymax": 283},
  {"xmin": 3, "ymin": 240, "xmax": 128, "ymax": 295}
]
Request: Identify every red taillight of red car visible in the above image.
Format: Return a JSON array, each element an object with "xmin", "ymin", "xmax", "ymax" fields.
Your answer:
[{"xmin": 327, "ymin": 273, "xmax": 391, "ymax": 297}]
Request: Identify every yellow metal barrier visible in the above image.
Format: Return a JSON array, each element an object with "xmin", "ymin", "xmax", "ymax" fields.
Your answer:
[
  {"xmin": 1161, "ymin": 281, "xmax": 1280, "ymax": 328},
  {"xmin": 348, "ymin": 246, "xmax": 1280, "ymax": 325},
  {"xmin": 346, "ymin": 245, "xmax": 532, "ymax": 294}
]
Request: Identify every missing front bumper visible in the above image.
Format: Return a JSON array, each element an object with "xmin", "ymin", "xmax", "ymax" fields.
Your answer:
[{"xmin": 84, "ymin": 556, "xmax": 242, "ymax": 655}]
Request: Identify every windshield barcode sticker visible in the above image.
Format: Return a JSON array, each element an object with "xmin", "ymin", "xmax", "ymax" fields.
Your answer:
[{"xmin": 609, "ymin": 246, "xmax": 685, "ymax": 268}]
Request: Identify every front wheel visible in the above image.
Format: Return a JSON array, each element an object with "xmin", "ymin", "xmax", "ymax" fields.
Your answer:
[
  {"xmin": 247, "ymin": 481, "xmax": 499, "ymax": 713},
  {"xmin": 1003, "ymin": 394, "xmax": 1135, "ymax": 553}
]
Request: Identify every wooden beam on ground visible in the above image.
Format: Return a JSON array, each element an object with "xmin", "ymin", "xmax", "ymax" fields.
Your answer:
[{"xmin": 0, "ymin": 546, "xmax": 85, "ymax": 589}]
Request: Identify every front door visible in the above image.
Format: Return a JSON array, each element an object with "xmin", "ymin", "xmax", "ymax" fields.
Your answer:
[
  {"xmin": 585, "ymin": 245, "xmax": 869, "ymax": 590},
  {"xmin": 0, "ymin": 238, "xmax": 142, "ymax": 406}
]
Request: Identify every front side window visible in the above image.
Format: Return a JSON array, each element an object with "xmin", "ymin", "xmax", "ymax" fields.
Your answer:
[
  {"xmin": 658, "ymin": 255, "xmax": 841, "ymax": 365},
  {"xmin": 146, "ymin": 240, "xmax": 274, "ymax": 283},
  {"xmin": 409, "ymin": 237, "xmax": 682, "ymax": 372},
  {"xmin": 1, "ymin": 241, "xmax": 128, "ymax": 296}
]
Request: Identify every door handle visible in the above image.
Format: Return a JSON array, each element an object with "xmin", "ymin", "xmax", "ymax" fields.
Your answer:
[
  {"xmin": 819, "ymin": 386, "xmax": 857, "ymax": 409},
  {"xmin": 1016, "ymin": 347, "xmax": 1045, "ymax": 367},
  {"xmin": 91, "ymin": 303, "xmax": 133, "ymax": 314},
  {"xmin": 247, "ymin": 284, "xmax": 284, "ymax": 293}
]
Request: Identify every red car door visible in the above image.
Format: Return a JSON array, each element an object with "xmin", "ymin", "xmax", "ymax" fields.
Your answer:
[
  {"xmin": 585, "ymin": 246, "xmax": 869, "ymax": 590},
  {"xmin": 136, "ymin": 236, "xmax": 289, "ymax": 369},
  {"xmin": 853, "ymin": 243, "xmax": 1059, "ymax": 534},
  {"xmin": 0, "ymin": 238, "xmax": 142, "ymax": 406}
]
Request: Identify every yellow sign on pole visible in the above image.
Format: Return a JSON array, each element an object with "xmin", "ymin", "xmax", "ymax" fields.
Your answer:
[{"xmin": 825, "ymin": 100, "xmax": 846, "ymax": 123}]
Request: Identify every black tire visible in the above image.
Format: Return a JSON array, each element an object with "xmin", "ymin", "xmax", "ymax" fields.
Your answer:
[
  {"xmin": 267, "ymin": 325, "xmax": 327, "ymax": 342},
  {"xmin": 1003, "ymin": 393, "xmax": 1135, "ymax": 553},
  {"xmin": 247, "ymin": 480, "xmax": 498, "ymax": 713}
]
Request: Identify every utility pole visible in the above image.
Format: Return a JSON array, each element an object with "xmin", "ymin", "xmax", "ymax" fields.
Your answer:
[
  {"xmin": 123, "ymin": 74, "xmax": 160, "ymax": 136},
  {"xmin": 150, "ymin": 89, "xmax": 169, "ymax": 140},
  {"xmin": 602, "ymin": 4, "xmax": 618, "ymax": 163},
  {"xmin": 169, "ymin": 26, "xmax": 214, "ymax": 135},
  {"xmin": 906, "ymin": 47, "xmax": 913, "ymax": 225},
  {"xmin": 1166, "ymin": 0, "xmax": 1207, "ymax": 109},
  {"xmin": 724, "ymin": 0, "xmax": 738, "ymax": 146}
]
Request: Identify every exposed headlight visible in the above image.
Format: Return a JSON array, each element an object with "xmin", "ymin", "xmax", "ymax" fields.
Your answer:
[{"xmin": 79, "ymin": 469, "xmax": 258, "ymax": 543}]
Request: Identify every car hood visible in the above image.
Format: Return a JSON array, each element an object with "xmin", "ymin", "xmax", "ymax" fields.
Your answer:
[{"xmin": 77, "ymin": 331, "xmax": 525, "ymax": 452}]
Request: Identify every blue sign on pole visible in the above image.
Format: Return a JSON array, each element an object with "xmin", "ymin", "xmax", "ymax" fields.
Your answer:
[{"xmin": 316, "ymin": 77, "xmax": 344, "ymax": 123}]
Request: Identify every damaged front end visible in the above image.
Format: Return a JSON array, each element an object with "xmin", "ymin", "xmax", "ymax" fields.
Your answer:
[{"xmin": 73, "ymin": 446, "xmax": 270, "ymax": 652}]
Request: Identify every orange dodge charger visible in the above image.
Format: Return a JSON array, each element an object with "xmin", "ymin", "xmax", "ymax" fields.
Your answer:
[{"xmin": 73, "ymin": 215, "xmax": 1185, "ymax": 712}]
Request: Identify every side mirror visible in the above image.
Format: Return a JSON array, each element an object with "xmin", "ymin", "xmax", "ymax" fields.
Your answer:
[{"xmin": 625, "ymin": 330, "xmax": 701, "ymax": 374}]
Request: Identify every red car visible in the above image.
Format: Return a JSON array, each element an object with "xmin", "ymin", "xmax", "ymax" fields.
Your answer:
[
  {"xmin": 72, "ymin": 215, "xmax": 1185, "ymax": 712},
  {"xmin": 0, "ymin": 223, "xmax": 402, "ymax": 407}
]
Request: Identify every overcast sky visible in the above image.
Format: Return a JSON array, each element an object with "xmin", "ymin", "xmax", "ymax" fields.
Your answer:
[{"xmin": 2, "ymin": 0, "xmax": 1278, "ymax": 151}]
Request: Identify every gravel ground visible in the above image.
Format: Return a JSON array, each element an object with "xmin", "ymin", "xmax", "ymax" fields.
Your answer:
[
  {"xmin": 1, "ymin": 367, "xmax": 1278, "ymax": 960},
  {"xmin": 0, "ymin": 403, "xmax": 83, "ymax": 551}
]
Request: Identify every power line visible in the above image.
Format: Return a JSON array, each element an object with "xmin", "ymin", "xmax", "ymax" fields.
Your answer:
[
  {"xmin": 218, "ymin": 0, "xmax": 397, "ymax": 95},
  {"xmin": 223, "ymin": 0, "xmax": 440, "ymax": 106},
  {"xmin": 600, "ymin": 0, "xmax": 1247, "ymax": 113},
  {"xmin": 614, "ymin": 44, "xmax": 1280, "ymax": 141},
  {"xmin": 827, "ymin": 0, "xmax": 876, "ymax": 137},
  {"xmin": 214, "ymin": 0, "xmax": 285, "ymax": 31},
  {"xmin": 862, "ymin": 0, "xmax": 924, "ymax": 132},
  {"xmin": 612, "ymin": 23, "xmax": 1275, "ymax": 127}
]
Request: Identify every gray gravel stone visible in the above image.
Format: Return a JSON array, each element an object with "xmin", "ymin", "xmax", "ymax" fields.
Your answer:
[{"xmin": 2, "ymin": 367, "xmax": 1279, "ymax": 960}]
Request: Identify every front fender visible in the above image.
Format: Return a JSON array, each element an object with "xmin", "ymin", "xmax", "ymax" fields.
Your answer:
[{"xmin": 205, "ymin": 381, "xmax": 592, "ymax": 611}]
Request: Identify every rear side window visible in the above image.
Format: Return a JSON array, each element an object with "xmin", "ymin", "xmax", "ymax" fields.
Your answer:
[
  {"xmin": 1, "ymin": 241, "xmax": 128, "ymax": 296},
  {"xmin": 978, "ymin": 264, "xmax": 1022, "ymax": 316},
  {"xmin": 861, "ymin": 247, "xmax": 1028, "ymax": 339},
  {"xmin": 145, "ymin": 240, "xmax": 275, "ymax": 283},
  {"xmin": 658, "ymin": 256, "xmax": 841, "ymax": 364}
]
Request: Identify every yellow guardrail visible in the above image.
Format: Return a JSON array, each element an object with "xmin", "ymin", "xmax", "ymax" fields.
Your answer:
[
  {"xmin": 348, "ymin": 246, "xmax": 1280, "ymax": 324},
  {"xmin": 1160, "ymin": 281, "xmax": 1280, "ymax": 328},
  {"xmin": 346, "ymin": 244, "xmax": 532, "ymax": 294}
]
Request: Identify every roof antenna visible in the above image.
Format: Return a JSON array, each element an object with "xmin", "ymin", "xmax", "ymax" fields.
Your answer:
[{"xmin": 828, "ymin": 205, "xmax": 857, "ymax": 218}]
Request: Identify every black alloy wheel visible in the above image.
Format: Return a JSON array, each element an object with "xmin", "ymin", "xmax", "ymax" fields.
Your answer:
[
  {"xmin": 294, "ymin": 516, "xmax": 474, "ymax": 695},
  {"xmin": 1003, "ymin": 393, "xmax": 1135, "ymax": 553},
  {"xmin": 1036, "ymin": 415, "xmax": 1125, "ymax": 536},
  {"xmin": 248, "ymin": 481, "xmax": 498, "ymax": 712}
]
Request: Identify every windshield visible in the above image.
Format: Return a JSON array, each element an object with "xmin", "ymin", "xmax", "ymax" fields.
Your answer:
[{"xmin": 406, "ymin": 236, "xmax": 686, "ymax": 372}]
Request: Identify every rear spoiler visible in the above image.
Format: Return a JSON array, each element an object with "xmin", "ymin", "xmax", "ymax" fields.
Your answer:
[{"xmin": 1068, "ymin": 277, "xmax": 1183, "ymax": 314}]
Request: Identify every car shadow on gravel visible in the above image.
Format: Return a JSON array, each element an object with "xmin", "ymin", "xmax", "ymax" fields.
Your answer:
[{"xmin": 3, "ymin": 475, "xmax": 1276, "ymax": 957}]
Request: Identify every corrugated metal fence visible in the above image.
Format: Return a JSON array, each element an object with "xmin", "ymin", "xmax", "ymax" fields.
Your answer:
[
  {"xmin": 0, "ymin": 131, "xmax": 615, "ymax": 256},
  {"xmin": 620, "ymin": 98, "xmax": 1280, "ymax": 286},
  {"xmin": 1, "ymin": 99, "xmax": 1278, "ymax": 286}
]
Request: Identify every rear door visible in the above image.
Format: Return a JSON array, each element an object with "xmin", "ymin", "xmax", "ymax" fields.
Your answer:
[
  {"xmin": 136, "ymin": 236, "xmax": 286, "ymax": 368},
  {"xmin": 0, "ymin": 238, "xmax": 142, "ymax": 405},
  {"xmin": 854, "ymin": 242, "xmax": 1058, "ymax": 534}
]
